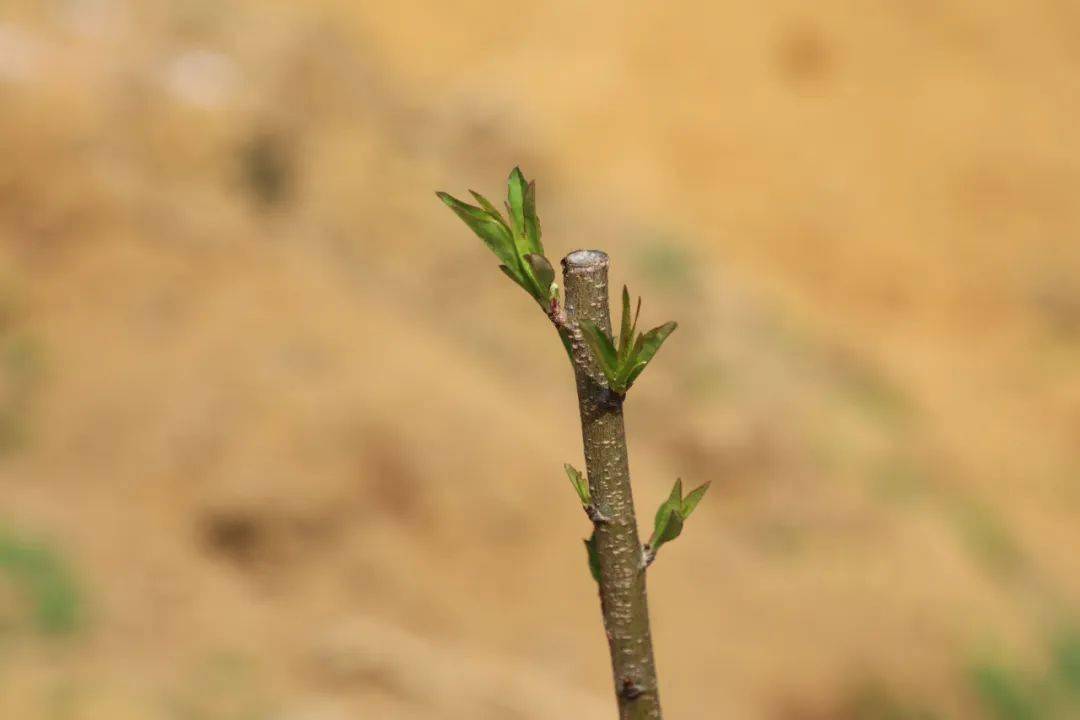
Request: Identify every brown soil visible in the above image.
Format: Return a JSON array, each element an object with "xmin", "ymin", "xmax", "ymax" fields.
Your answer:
[{"xmin": 1, "ymin": 1, "xmax": 1078, "ymax": 718}]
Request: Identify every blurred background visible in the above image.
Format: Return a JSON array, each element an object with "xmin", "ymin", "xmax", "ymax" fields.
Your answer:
[{"xmin": 1, "ymin": 1, "xmax": 1078, "ymax": 718}]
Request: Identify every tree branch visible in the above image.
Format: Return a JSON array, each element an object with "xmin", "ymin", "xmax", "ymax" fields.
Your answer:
[{"xmin": 561, "ymin": 249, "xmax": 662, "ymax": 720}]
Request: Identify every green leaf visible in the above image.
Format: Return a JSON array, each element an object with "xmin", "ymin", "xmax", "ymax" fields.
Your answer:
[
  {"xmin": 622, "ymin": 321, "xmax": 677, "ymax": 390},
  {"xmin": 523, "ymin": 179, "xmax": 543, "ymax": 255},
  {"xmin": 661, "ymin": 512, "xmax": 684, "ymax": 545},
  {"xmin": 565, "ymin": 463, "xmax": 590, "ymax": 506},
  {"xmin": 618, "ymin": 286, "xmax": 633, "ymax": 361},
  {"xmin": 651, "ymin": 504, "xmax": 684, "ymax": 552},
  {"xmin": 648, "ymin": 478, "xmax": 707, "ymax": 559},
  {"xmin": 469, "ymin": 190, "xmax": 510, "ymax": 230},
  {"xmin": 580, "ymin": 321, "xmax": 619, "ymax": 384},
  {"xmin": 680, "ymin": 481, "xmax": 711, "ymax": 519},
  {"xmin": 506, "ymin": 167, "xmax": 528, "ymax": 247},
  {"xmin": 437, "ymin": 191, "xmax": 517, "ymax": 269},
  {"xmin": 611, "ymin": 290, "xmax": 642, "ymax": 390},
  {"xmin": 623, "ymin": 361, "xmax": 648, "ymax": 388},
  {"xmin": 584, "ymin": 532, "xmax": 601, "ymax": 583},
  {"xmin": 650, "ymin": 479, "xmax": 684, "ymax": 551},
  {"xmin": 442, "ymin": 171, "xmax": 554, "ymax": 308},
  {"xmin": 632, "ymin": 321, "xmax": 678, "ymax": 368},
  {"xmin": 650, "ymin": 503, "xmax": 672, "ymax": 547},
  {"xmin": 525, "ymin": 254, "xmax": 555, "ymax": 302},
  {"xmin": 668, "ymin": 477, "xmax": 684, "ymax": 505},
  {"xmin": 514, "ymin": 259, "xmax": 545, "ymax": 306},
  {"xmin": 498, "ymin": 264, "xmax": 532, "ymax": 294}
]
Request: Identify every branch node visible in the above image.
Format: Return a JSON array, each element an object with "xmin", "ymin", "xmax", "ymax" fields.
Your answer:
[
  {"xmin": 641, "ymin": 544, "xmax": 657, "ymax": 570},
  {"xmin": 620, "ymin": 677, "xmax": 647, "ymax": 701},
  {"xmin": 585, "ymin": 505, "xmax": 610, "ymax": 524}
]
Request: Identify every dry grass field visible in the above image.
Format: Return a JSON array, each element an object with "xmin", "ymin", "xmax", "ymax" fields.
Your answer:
[{"xmin": 1, "ymin": 1, "xmax": 1079, "ymax": 718}]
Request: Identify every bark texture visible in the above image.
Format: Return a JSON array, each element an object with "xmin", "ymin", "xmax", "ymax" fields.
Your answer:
[{"xmin": 561, "ymin": 249, "xmax": 661, "ymax": 720}]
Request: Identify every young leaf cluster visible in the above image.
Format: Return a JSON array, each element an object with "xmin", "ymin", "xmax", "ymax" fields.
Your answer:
[
  {"xmin": 648, "ymin": 479, "xmax": 710, "ymax": 559},
  {"xmin": 580, "ymin": 286, "xmax": 677, "ymax": 394},
  {"xmin": 437, "ymin": 167, "xmax": 556, "ymax": 308}
]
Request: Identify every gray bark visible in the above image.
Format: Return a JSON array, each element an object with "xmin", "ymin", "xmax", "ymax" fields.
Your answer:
[{"xmin": 561, "ymin": 249, "xmax": 662, "ymax": 720}]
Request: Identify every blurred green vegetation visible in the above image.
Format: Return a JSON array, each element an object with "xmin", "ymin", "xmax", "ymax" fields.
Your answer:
[
  {"xmin": 833, "ymin": 628, "xmax": 1080, "ymax": 720},
  {"xmin": 968, "ymin": 627, "xmax": 1080, "ymax": 720},
  {"xmin": 950, "ymin": 500, "xmax": 1026, "ymax": 579},
  {"xmin": 0, "ymin": 526, "xmax": 83, "ymax": 637}
]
